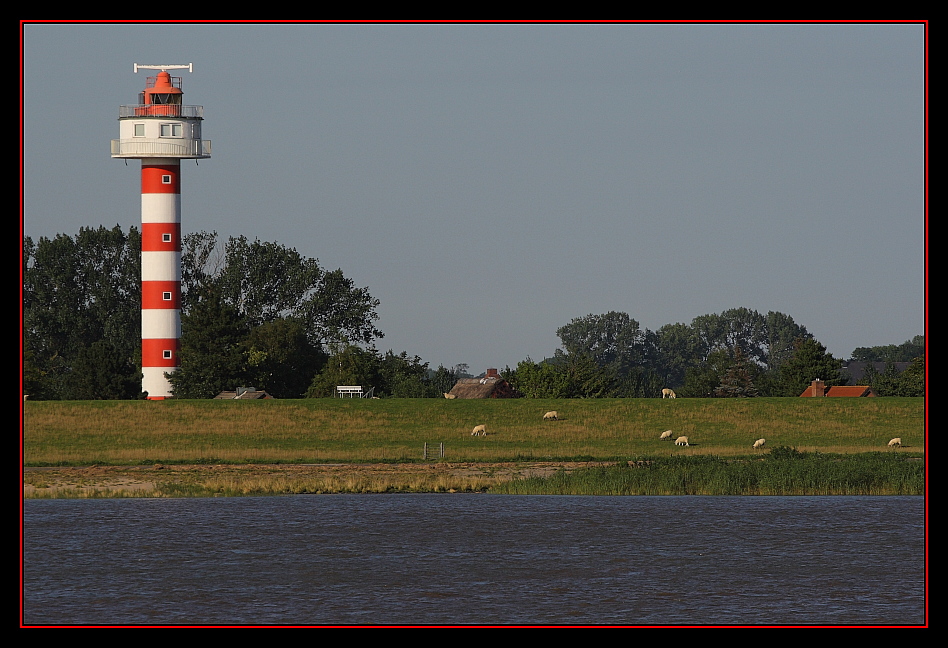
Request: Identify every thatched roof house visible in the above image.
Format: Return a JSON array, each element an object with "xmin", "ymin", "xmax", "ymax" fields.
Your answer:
[{"xmin": 448, "ymin": 369, "xmax": 521, "ymax": 399}]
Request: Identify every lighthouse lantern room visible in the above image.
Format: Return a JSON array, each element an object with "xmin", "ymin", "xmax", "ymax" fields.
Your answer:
[{"xmin": 112, "ymin": 63, "xmax": 211, "ymax": 399}]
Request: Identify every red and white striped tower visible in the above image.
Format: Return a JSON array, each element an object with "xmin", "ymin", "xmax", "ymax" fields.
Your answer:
[{"xmin": 112, "ymin": 64, "xmax": 211, "ymax": 399}]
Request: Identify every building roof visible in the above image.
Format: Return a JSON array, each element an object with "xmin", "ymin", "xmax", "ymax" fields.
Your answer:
[
  {"xmin": 448, "ymin": 377, "xmax": 520, "ymax": 399},
  {"xmin": 824, "ymin": 385, "xmax": 877, "ymax": 397},
  {"xmin": 799, "ymin": 382, "xmax": 877, "ymax": 397},
  {"xmin": 842, "ymin": 361, "xmax": 911, "ymax": 385},
  {"xmin": 213, "ymin": 388, "xmax": 273, "ymax": 400}
]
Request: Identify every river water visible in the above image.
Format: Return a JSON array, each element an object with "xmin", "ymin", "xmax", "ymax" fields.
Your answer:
[{"xmin": 22, "ymin": 495, "xmax": 926, "ymax": 626}]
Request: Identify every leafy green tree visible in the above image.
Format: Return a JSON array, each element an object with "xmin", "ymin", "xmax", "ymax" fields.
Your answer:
[
  {"xmin": 687, "ymin": 308, "xmax": 809, "ymax": 376},
  {"xmin": 178, "ymin": 233, "xmax": 385, "ymax": 398},
  {"xmin": 562, "ymin": 352, "xmax": 620, "ymax": 398},
  {"xmin": 430, "ymin": 365, "xmax": 459, "ymax": 396},
  {"xmin": 689, "ymin": 313, "xmax": 729, "ymax": 363},
  {"xmin": 651, "ymin": 322, "xmax": 702, "ymax": 388},
  {"xmin": 717, "ymin": 308, "xmax": 766, "ymax": 363},
  {"xmin": 614, "ymin": 366, "xmax": 666, "ymax": 398},
  {"xmin": 761, "ymin": 311, "xmax": 812, "ymax": 374},
  {"xmin": 873, "ymin": 362, "xmax": 905, "ymax": 396},
  {"xmin": 305, "ymin": 346, "xmax": 439, "ymax": 398},
  {"xmin": 180, "ymin": 229, "xmax": 222, "ymax": 314},
  {"xmin": 182, "ymin": 232, "xmax": 383, "ymax": 347},
  {"xmin": 298, "ymin": 268, "xmax": 384, "ymax": 347},
  {"xmin": 866, "ymin": 356, "xmax": 924, "ymax": 397},
  {"xmin": 778, "ymin": 338, "xmax": 844, "ymax": 396},
  {"xmin": 306, "ymin": 344, "xmax": 381, "ymax": 398},
  {"xmin": 752, "ymin": 370, "xmax": 780, "ymax": 398},
  {"xmin": 242, "ymin": 317, "xmax": 327, "ymax": 398},
  {"xmin": 507, "ymin": 352, "xmax": 650, "ymax": 398},
  {"xmin": 552, "ymin": 312, "xmax": 669, "ymax": 396},
  {"xmin": 556, "ymin": 312, "xmax": 646, "ymax": 370},
  {"xmin": 24, "ymin": 227, "xmax": 385, "ymax": 400},
  {"xmin": 23, "ymin": 226, "xmax": 141, "ymax": 399},
  {"xmin": 168, "ymin": 286, "xmax": 250, "ymax": 399},
  {"xmin": 22, "ymin": 344, "xmax": 47, "ymax": 400},
  {"xmin": 377, "ymin": 351, "xmax": 432, "ymax": 397},
  {"xmin": 856, "ymin": 362, "xmax": 881, "ymax": 388},
  {"xmin": 63, "ymin": 341, "xmax": 142, "ymax": 400},
  {"xmin": 519, "ymin": 307, "xmax": 828, "ymax": 398},
  {"xmin": 504, "ymin": 357, "xmax": 572, "ymax": 398},
  {"xmin": 680, "ymin": 348, "xmax": 733, "ymax": 398},
  {"xmin": 895, "ymin": 355, "xmax": 926, "ymax": 397},
  {"xmin": 851, "ymin": 336, "xmax": 925, "ymax": 363}
]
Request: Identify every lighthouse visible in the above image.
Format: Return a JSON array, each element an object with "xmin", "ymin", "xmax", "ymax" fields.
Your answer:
[{"xmin": 111, "ymin": 64, "xmax": 211, "ymax": 399}]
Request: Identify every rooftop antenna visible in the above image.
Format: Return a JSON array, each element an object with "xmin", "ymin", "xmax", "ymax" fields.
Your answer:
[{"xmin": 134, "ymin": 63, "xmax": 193, "ymax": 73}]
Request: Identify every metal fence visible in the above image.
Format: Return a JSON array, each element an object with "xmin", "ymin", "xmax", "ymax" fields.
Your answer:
[
  {"xmin": 118, "ymin": 105, "xmax": 205, "ymax": 118},
  {"xmin": 423, "ymin": 442, "xmax": 445, "ymax": 460}
]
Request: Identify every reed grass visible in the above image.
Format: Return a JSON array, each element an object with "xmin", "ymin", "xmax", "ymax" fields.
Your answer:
[
  {"xmin": 24, "ymin": 397, "xmax": 924, "ymax": 466},
  {"xmin": 492, "ymin": 451, "xmax": 925, "ymax": 496},
  {"xmin": 166, "ymin": 474, "xmax": 496, "ymax": 496}
]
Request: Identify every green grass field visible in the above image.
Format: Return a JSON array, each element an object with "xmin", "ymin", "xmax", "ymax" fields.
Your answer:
[{"xmin": 23, "ymin": 397, "xmax": 925, "ymax": 466}]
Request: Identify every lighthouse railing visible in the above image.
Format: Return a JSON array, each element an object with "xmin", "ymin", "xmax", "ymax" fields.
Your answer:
[
  {"xmin": 111, "ymin": 139, "xmax": 212, "ymax": 158},
  {"xmin": 119, "ymin": 105, "xmax": 205, "ymax": 119}
]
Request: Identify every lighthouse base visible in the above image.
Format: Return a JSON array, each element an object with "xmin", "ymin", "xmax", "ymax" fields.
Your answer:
[{"xmin": 143, "ymin": 367, "xmax": 176, "ymax": 400}]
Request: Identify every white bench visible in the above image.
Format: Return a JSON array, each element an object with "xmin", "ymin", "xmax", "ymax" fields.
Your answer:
[{"xmin": 336, "ymin": 385, "xmax": 364, "ymax": 398}]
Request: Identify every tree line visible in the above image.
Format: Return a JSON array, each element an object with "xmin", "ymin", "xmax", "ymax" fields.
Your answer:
[
  {"xmin": 22, "ymin": 226, "xmax": 924, "ymax": 399},
  {"xmin": 502, "ymin": 310, "xmax": 924, "ymax": 398},
  {"xmin": 23, "ymin": 226, "xmax": 477, "ymax": 400}
]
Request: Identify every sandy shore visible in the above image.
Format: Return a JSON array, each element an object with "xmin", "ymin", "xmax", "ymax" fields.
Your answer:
[{"xmin": 23, "ymin": 462, "xmax": 615, "ymax": 497}]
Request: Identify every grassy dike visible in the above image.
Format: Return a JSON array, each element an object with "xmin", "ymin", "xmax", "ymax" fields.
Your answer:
[{"xmin": 23, "ymin": 397, "xmax": 925, "ymax": 497}]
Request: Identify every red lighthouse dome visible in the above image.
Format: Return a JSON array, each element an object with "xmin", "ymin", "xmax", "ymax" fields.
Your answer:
[{"xmin": 136, "ymin": 70, "xmax": 185, "ymax": 116}]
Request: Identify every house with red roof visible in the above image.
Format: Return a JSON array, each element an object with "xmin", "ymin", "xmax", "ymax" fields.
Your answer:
[{"xmin": 799, "ymin": 379, "xmax": 877, "ymax": 397}]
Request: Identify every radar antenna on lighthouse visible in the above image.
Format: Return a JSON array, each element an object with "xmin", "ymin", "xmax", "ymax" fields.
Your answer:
[
  {"xmin": 134, "ymin": 63, "xmax": 193, "ymax": 74},
  {"xmin": 112, "ymin": 63, "xmax": 211, "ymax": 399}
]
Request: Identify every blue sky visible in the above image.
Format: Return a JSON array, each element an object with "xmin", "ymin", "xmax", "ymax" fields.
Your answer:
[{"xmin": 22, "ymin": 22, "xmax": 926, "ymax": 372}]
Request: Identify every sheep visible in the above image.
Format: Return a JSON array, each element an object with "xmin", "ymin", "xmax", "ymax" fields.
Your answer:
[
  {"xmin": 753, "ymin": 438, "xmax": 766, "ymax": 449},
  {"xmin": 471, "ymin": 424, "xmax": 487, "ymax": 436},
  {"xmin": 662, "ymin": 388, "xmax": 676, "ymax": 399},
  {"xmin": 543, "ymin": 411, "xmax": 558, "ymax": 421},
  {"xmin": 888, "ymin": 437, "xmax": 902, "ymax": 448},
  {"xmin": 660, "ymin": 430, "xmax": 674, "ymax": 440},
  {"xmin": 443, "ymin": 392, "xmax": 457, "ymax": 399},
  {"xmin": 675, "ymin": 436, "xmax": 689, "ymax": 446}
]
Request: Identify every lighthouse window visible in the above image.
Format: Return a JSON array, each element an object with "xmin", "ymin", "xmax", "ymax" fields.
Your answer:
[
  {"xmin": 152, "ymin": 94, "xmax": 182, "ymax": 105},
  {"xmin": 163, "ymin": 350, "xmax": 173, "ymax": 359},
  {"xmin": 162, "ymin": 233, "xmax": 172, "ymax": 243},
  {"xmin": 162, "ymin": 292, "xmax": 172, "ymax": 301},
  {"xmin": 161, "ymin": 175, "xmax": 172, "ymax": 184},
  {"xmin": 160, "ymin": 123, "xmax": 182, "ymax": 138},
  {"xmin": 133, "ymin": 123, "xmax": 145, "ymax": 137}
]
